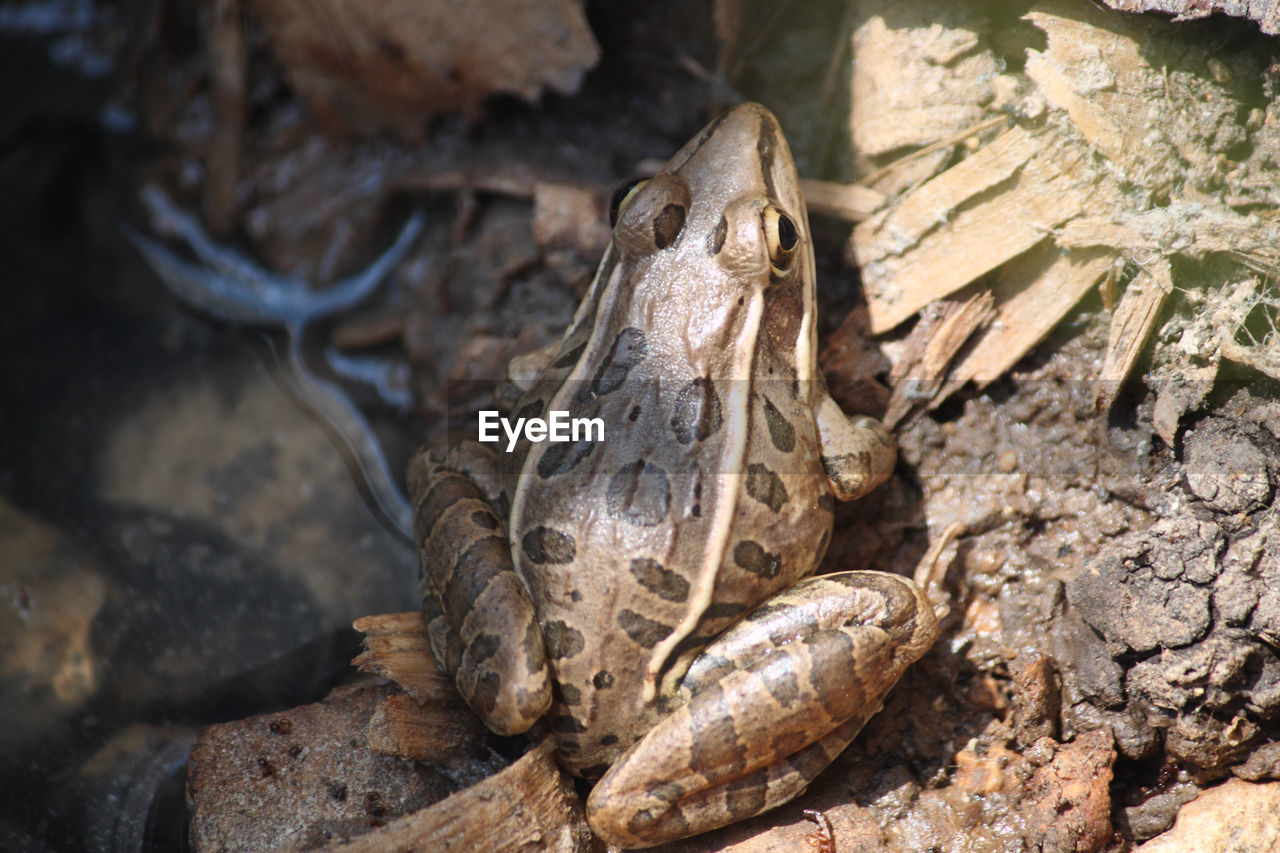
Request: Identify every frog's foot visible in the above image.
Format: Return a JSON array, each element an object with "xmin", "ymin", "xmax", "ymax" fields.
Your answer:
[
  {"xmin": 585, "ymin": 571, "xmax": 938, "ymax": 849},
  {"xmin": 814, "ymin": 392, "xmax": 897, "ymax": 502},
  {"xmin": 408, "ymin": 444, "xmax": 552, "ymax": 736},
  {"xmin": 128, "ymin": 185, "xmax": 424, "ymax": 329}
]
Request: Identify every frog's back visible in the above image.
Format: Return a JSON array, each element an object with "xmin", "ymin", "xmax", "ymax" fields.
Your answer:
[{"xmin": 506, "ymin": 102, "xmax": 831, "ymax": 775}]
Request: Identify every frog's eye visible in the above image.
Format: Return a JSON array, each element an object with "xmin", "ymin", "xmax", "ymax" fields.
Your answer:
[
  {"xmin": 763, "ymin": 207, "xmax": 799, "ymax": 276},
  {"xmin": 609, "ymin": 178, "xmax": 649, "ymax": 228}
]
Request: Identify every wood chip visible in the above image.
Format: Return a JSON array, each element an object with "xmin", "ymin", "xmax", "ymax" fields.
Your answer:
[
  {"xmin": 883, "ymin": 290, "xmax": 994, "ymax": 428},
  {"xmin": 352, "ymin": 612, "xmax": 457, "ymax": 706},
  {"xmin": 1094, "ymin": 257, "xmax": 1173, "ymax": 411},
  {"xmin": 948, "ymin": 245, "xmax": 1113, "ymax": 387},
  {"xmin": 317, "ymin": 738, "xmax": 592, "ymax": 853},
  {"xmin": 852, "ymin": 124, "xmax": 1039, "ymax": 268},
  {"xmin": 799, "ymin": 179, "xmax": 884, "ymax": 223},
  {"xmin": 848, "ymin": 3, "xmax": 998, "ymax": 159},
  {"xmin": 367, "ymin": 692, "xmax": 486, "ymax": 764},
  {"xmin": 858, "ymin": 136, "xmax": 1095, "ymax": 335},
  {"xmin": 532, "ymin": 183, "xmax": 610, "ymax": 254}
]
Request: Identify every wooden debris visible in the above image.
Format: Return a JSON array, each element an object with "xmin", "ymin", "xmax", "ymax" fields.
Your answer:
[
  {"xmin": 1094, "ymin": 258, "xmax": 1173, "ymax": 412},
  {"xmin": 352, "ymin": 611, "xmax": 455, "ymax": 706},
  {"xmin": 848, "ymin": 1, "xmax": 999, "ymax": 163},
  {"xmin": 1056, "ymin": 203, "xmax": 1280, "ymax": 277},
  {"xmin": 855, "ymin": 124, "xmax": 1103, "ymax": 336},
  {"xmin": 532, "ymin": 183, "xmax": 610, "ymax": 255},
  {"xmin": 367, "ymin": 692, "xmax": 486, "ymax": 765},
  {"xmin": 799, "ymin": 179, "xmax": 883, "ymax": 224},
  {"xmin": 841, "ymin": 0, "xmax": 1276, "ymax": 433},
  {"xmin": 316, "ymin": 738, "xmax": 592, "ymax": 853},
  {"xmin": 948, "ymin": 246, "xmax": 1112, "ymax": 388},
  {"xmin": 883, "ymin": 289, "xmax": 993, "ymax": 428},
  {"xmin": 1099, "ymin": 0, "xmax": 1280, "ymax": 35}
]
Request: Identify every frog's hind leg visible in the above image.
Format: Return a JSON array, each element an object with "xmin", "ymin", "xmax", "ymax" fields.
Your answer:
[
  {"xmin": 408, "ymin": 444, "xmax": 551, "ymax": 736},
  {"xmin": 585, "ymin": 571, "xmax": 938, "ymax": 848}
]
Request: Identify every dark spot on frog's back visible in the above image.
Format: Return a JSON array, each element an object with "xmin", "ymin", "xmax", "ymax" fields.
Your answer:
[
  {"xmin": 762, "ymin": 397, "xmax": 796, "ymax": 453},
  {"xmin": 543, "ymin": 620, "xmax": 585, "ymax": 658},
  {"xmin": 607, "ymin": 460, "xmax": 671, "ymax": 527},
  {"xmin": 580, "ymin": 327, "xmax": 647, "ymax": 401},
  {"xmin": 553, "ymin": 341, "xmax": 586, "ymax": 369},
  {"xmin": 617, "ymin": 609, "xmax": 674, "ymax": 649},
  {"xmin": 630, "ymin": 558, "xmax": 689, "ymax": 602},
  {"xmin": 734, "ymin": 540, "xmax": 781, "ymax": 578},
  {"xmin": 746, "ymin": 463, "xmax": 788, "ymax": 512},
  {"xmin": 514, "ymin": 399, "xmax": 544, "ymax": 423},
  {"xmin": 550, "ymin": 713, "xmax": 587, "ymax": 733},
  {"xmin": 522, "ymin": 526, "xmax": 576, "ymax": 564},
  {"xmin": 537, "ymin": 435, "xmax": 595, "ymax": 479},
  {"xmin": 671, "ymin": 377, "xmax": 723, "ymax": 444},
  {"xmin": 579, "ymin": 763, "xmax": 612, "ymax": 780},
  {"xmin": 471, "ymin": 671, "xmax": 502, "ymax": 718},
  {"xmin": 553, "ymin": 681, "xmax": 582, "ymax": 705},
  {"xmin": 593, "ymin": 670, "xmax": 614, "ymax": 689}
]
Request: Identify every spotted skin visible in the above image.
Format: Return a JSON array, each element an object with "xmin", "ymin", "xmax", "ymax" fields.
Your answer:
[
  {"xmin": 408, "ymin": 103, "xmax": 918, "ymax": 848},
  {"xmin": 408, "ymin": 447, "xmax": 552, "ymax": 735}
]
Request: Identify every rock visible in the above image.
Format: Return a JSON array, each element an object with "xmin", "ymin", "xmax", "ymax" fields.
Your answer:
[
  {"xmin": 1135, "ymin": 779, "xmax": 1280, "ymax": 853},
  {"xmin": 1027, "ymin": 728, "xmax": 1116, "ymax": 853}
]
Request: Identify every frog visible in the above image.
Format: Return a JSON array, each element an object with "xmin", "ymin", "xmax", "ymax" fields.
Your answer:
[{"xmin": 407, "ymin": 102, "xmax": 940, "ymax": 849}]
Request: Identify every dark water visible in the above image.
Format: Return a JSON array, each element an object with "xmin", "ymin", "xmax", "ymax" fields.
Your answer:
[{"xmin": 0, "ymin": 20, "xmax": 418, "ymax": 853}]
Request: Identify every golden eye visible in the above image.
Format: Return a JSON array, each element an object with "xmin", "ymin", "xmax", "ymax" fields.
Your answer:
[
  {"xmin": 763, "ymin": 207, "xmax": 799, "ymax": 276},
  {"xmin": 609, "ymin": 178, "xmax": 649, "ymax": 228}
]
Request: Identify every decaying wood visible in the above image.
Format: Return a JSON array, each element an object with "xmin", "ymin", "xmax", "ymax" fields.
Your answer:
[
  {"xmin": 799, "ymin": 179, "xmax": 883, "ymax": 224},
  {"xmin": 1094, "ymin": 258, "xmax": 1173, "ymax": 411},
  {"xmin": 946, "ymin": 246, "xmax": 1113, "ymax": 388},
  {"xmin": 855, "ymin": 125, "xmax": 1101, "ymax": 335},
  {"xmin": 352, "ymin": 611, "xmax": 455, "ymax": 705},
  {"xmin": 1099, "ymin": 0, "xmax": 1280, "ymax": 35},
  {"xmin": 844, "ymin": 0, "xmax": 1278, "ymax": 436},
  {"xmin": 883, "ymin": 290, "xmax": 994, "ymax": 428},
  {"xmin": 848, "ymin": 0, "xmax": 999, "ymax": 163},
  {"xmin": 367, "ymin": 692, "xmax": 487, "ymax": 764},
  {"xmin": 316, "ymin": 738, "xmax": 592, "ymax": 853}
]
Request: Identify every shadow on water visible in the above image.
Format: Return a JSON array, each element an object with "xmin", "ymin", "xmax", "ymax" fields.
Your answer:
[{"xmin": 0, "ymin": 23, "xmax": 416, "ymax": 853}]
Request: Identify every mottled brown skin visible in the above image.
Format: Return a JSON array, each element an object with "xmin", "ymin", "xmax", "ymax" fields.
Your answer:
[{"xmin": 409, "ymin": 103, "xmax": 935, "ymax": 848}]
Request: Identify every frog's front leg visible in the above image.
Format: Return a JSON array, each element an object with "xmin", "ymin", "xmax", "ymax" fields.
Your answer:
[
  {"xmin": 814, "ymin": 390, "xmax": 897, "ymax": 501},
  {"xmin": 586, "ymin": 571, "xmax": 938, "ymax": 849},
  {"xmin": 407, "ymin": 443, "xmax": 552, "ymax": 735}
]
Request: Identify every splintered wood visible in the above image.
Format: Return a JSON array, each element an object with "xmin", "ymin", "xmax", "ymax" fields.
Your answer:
[{"xmin": 845, "ymin": 0, "xmax": 1280, "ymax": 433}]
